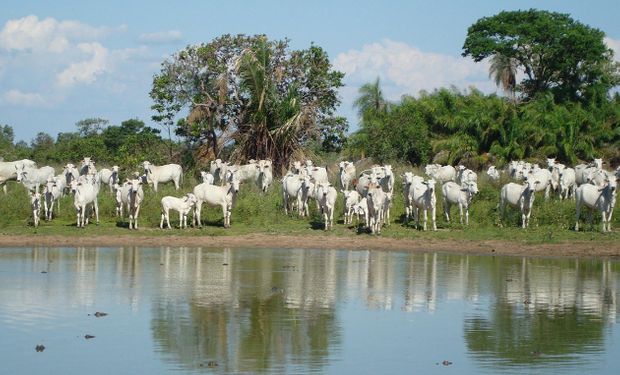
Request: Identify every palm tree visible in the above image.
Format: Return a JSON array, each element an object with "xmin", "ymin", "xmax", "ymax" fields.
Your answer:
[
  {"xmin": 489, "ymin": 54, "xmax": 518, "ymax": 102},
  {"xmin": 353, "ymin": 77, "xmax": 388, "ymax": 120}
]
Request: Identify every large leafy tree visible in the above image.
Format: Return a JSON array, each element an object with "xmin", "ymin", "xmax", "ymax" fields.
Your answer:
[
  {"xmin": 463, "ymin": 9, "xmax": 619, "ymax": 102},
  {"xmin": 150, "ymin": 34, "xmax": 345, "ymax": 171}
]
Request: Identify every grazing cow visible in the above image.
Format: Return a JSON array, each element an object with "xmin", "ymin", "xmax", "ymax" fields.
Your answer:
[
  {"xmin": 160, "ymin": 193, "xmax": 198, "ymax": 229},
  {"xmin": 200, "ymin": 171, "xmax": 215, "ymax": 185},
  {"xmin": 499, "ymin": 180, "xmax": 539, "ymax": 229},
  {"xmin": 80, "ymin": 157, "xmax": 97, "ymax": 176},
  {"xmin": 256, "ymin": 160, "xmax": 273, "ymax": 193},
  {"xmin": 73, "ymin": 177, "xmax": 100, "ymax": 228},
  {"xmin": 425, "ymin": 164, "xmax": 456, "ymax": 184},
  {"xmin": 315, "ymin": 181, "xmax": 337, "ymax": 230},
  {"xmin": 486, "ymin": 166, "xmax": 500, "ymax": 182},
  {"xmin": 0, "ymin": 159, "xmax": 37, "ymax": 194},
  {"xmin": 575, "ymin": 176, "xmax": 617, "ymax": 232},
  {"xmin": 366, "ymin": 183, "xmax": 386, "ymax": 234},
  {"xmin": 16, "ymin": 165, "xmax": 55, "ymax": 193},
  {"xmin": 457, "ymin": 165, "xmax": 478, "ymax": 185},
  {"xmin": 353, "ymin": 197, "xmax": 370, "ymax": 227},
  {"xmin": 559, "ymin": 167, "xmax": 576, "ymax": 200},
  {"xmin": 402, "ymin": 172, "xmax": 424, "ymax": 223},
  {"xmin": 411, "ymin": 179, "xmax": 437, "ymax": 231},
  {"xmin": 523, "ymin": 169, "xmax": 552, "ymax": 200},
  {"xmin": 30, "ymin": 192, "xmax": 42, "ymax": 227},
  {"xmin": 343, "ymin": 190, "xmax": 361, "ymax": 225},
  {"xmin": 282, "ymin": 174, "xmax": 305, "ymax": 216},
  {"xmin": 143, "ymin": 161, "xmax": 183, "ymax": 192},
  {"xmin": 339, "ymin": 161, "xmax": 356, "ymax": 191},
  {"xmin": 192, "ymin": 175, "xmax": 240, "ymax": 228},
  {"xmin": 43, "ymin": 177, "xmax": 63, "ymax": 221},
  {"xmin": 442, "ymin": 181, "xmax": 478, "ymax": 225},
  {"xmin": 126, "ymin": 179, "xmax": 144, "ymax": 230}
]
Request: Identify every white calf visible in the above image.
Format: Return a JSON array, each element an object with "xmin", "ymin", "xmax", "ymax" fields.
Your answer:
[
  {"xmin": 575, "ymin": 177, "xmax": 617, "ymax": 232},
  {"xmin": 143, "ymin": 161, "xmax": 183, "ymax": 192},
  {"xmin": 559, "ymin": 168, "xmax": 576, "ymax": 200},
  {"xmin": 160, "ymin": 193, "xmax": 198, "ymax": 229},
  {"xmin": 315, "ymin": 181, "xmax": 337, "ymax": 230},
  {"xmin": 499, "ymin": 180, "xmax": 539, "ymax": 229},
  {"xmin": 353, "ymin": 197, "xmax": 369, "ymax": 227},
  {"xmin": 256, "ymin": 160, "xmax": 273, "ymax": 193},
  {"xmin": 442, "ymin": 181, "xmax": 478, "ymax": 225},
  {"xmin": 31, "ymin": 192, "xmax": 42, "ymax": 227},
  {"xmin": 193, "ymin": 176, "xmax": 240, "ymax": 228},
  {"xmin": 343, "ymin": 190, "xmax": 361, "ymax": 225},
  {"xmin": 126, "ymin": 179, "xmax": 144, "ymax": 230}
]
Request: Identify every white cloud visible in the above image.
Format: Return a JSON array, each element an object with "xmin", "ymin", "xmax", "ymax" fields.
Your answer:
[
  {"xmin": 1, "ymin": 89, "xmax": 49, "ymax": 107},
  {"xmin": 604, "ymin": 37, "xmax": 620, "ymax": 62},
  {"xmin": 138, "ymin": 30, "xmax": 182, "ymax": 44},
  {"xmin": 334, "ymin": 39, "xmax": 492, "ymax": 102},
  {"xmin": 0, "ymin": 15, "xmax": 116, "ymax": 53},
  {"xmin": 56, "ymin": 42, "xmax": 110, "ymax": 87}
]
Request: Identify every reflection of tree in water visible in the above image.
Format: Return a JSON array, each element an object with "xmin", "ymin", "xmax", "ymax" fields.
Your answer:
[
  {"xmin": 150, "ymin": 248, "xmax": 339, "ymax": 373},
  {"xmin": 464, "ymin": 257, "xmax": 618, "ymax": 368}
]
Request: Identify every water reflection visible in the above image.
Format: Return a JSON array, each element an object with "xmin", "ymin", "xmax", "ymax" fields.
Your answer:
[{"xmin": 0, "ymin": 247, "xmax": 618, "ymax": 374}]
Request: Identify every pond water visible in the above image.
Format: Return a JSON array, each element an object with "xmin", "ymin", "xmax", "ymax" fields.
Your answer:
[{"xmin": 0, "ymin": 247, "xmax": 618, "ymax": 374}]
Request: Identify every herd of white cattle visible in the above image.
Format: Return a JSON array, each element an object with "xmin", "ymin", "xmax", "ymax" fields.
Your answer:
[{"xmin": 0, "ymin": 156, "xmax": 618, "ymax": 233}]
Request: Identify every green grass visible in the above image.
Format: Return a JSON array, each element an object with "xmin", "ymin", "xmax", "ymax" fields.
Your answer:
[{"xmin": 1, "ymin": 168, "xmax": 619, "ymax": 246}]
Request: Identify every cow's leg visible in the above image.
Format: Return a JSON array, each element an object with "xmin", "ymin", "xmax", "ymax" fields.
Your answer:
[
  {"xmin": 575, "ymin": 201, "xmax": 581, "ymax": 231},
  {"xmin": 465, "ymin": 205, "xmax": 469, "ymax": 226},
  {"xmin": 93, "ymin": 199, "xmax": 99, "ymax": 225},
  {"xmin": 458, "ymin": 203, "xmax": 464, "ymax": 225},
  {"xmin": 423, "ymin": 208, "xmax": 428, "ymax": 231},
  {"xmin": 134, "ymin": 205, "xmax": 140, "ymax": 229},
  {"xmin": 194, "ymin": 202, "xmax": 203, "ymax": 227},
  {"xmin": 160, "ymin": 212, "xmax": 165, "ymax": 229},
  {"xmin": 443, "ymin": 200, "xmax": 450, "ymax": 222},
  {"xmin": 431, "ymin": 205, "xmax": 437, "ymax": 231},
  {"xmin": 601, "ymin": 210, "xmax": 608, "ymax": 233}
]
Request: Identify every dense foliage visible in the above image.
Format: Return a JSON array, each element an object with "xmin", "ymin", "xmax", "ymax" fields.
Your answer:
[
  {"xmin": 150, "ymin": 34, "xmax": 347, "ymax": 172},
  {"xmin": 462, "ymin": 9, "xmax": 619, "ymax": 102}
]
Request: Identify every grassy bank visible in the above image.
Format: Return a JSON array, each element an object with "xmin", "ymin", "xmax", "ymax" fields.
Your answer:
[{"xmin": 0, "ymin": 167, "xmax": 618, "ymax": 246}]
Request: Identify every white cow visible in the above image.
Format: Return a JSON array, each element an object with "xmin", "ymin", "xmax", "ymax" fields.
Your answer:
[
  {"xmin": 256, "ymin": 160, "xmax": 273, "ymax": 193},
  {"xmin": 304, "ymin": 165, "xmax": 329, "ymax": 183},
  {"xmin": 160, "ymin": 193, "xmax": 198, "ymax": 229},
  {"xmin": 143, "ymin": 161, "xmax": 183, "ymax": 192},
  {"xmin": 126, "ymin": 179, "xmax": 144, "ymax": 230},
  {"xmin": 523, "ymin": 169, "xmax": 552, "ymax": 199},
  {"xmin": 200, "ymin": 171, "xmax": 215, "ymax": 185},
  {"xmin": 575, "ymin": 176, "xmax": 617, "ymax": 232},
  {"xmin": 411, "ymin": 179, "xmax": 437, "ymax": 231},
  {"xmin": 282, "ymin": 174, "xmax": 305, "ymax": 216},
  {"xmin": 382, "ymin": 191, "xmax": 393, "ymax": 226},
  {"xmin": 339, "ymin": 161, "xmax": 356, "ymax": 191},
  {"xmin": 402, "ymin": 172, "xmax": 424, "ymax": 224},
  {"xmin": 442, "ymin": 181, "xmax": 478, "ymax": 225},
  {"xmin": 315, "ymin": 181, "xmax": 337, "ymax": 230},
  {"xmin": 499, "ymin": 180, "xmax": 539, "ymax": 229},
  {"xmin": 0, "ymin": 159, "xmax": 37, "ymax": 194},
  {"xmin": 343, "ymin": 190, "xmax": 361, "ymax": 225},
  {"xmin": 63, "ymin": 164, "xmax": 79, "ymax": 193},
  {"xmin": 16, "ymin": 165, "xmax": 55, "ymax": 193},
  {"xmin": 366, "ymin": 183, "xmax": 386, "ymax": 234},
  {"xmin": 355, "ymin": 172, "xmax": 379, "ymax": 197},
  {"xmin": 209, "ymin": 159, "xmax": 230, "ymax": 185},
  {"xmin": 192, "ymin": 175, "xmax": 240, "ymax": 228},
  {"xmin": 486, "ymin": 166, "xmax": 500, "ymax": 182},
  {"xmin": 299, "ymin": 175, "xmax": 316, "ymax": 217},
  {"xmin": 559, "ymin": 167, "xmax": 576, "ymax": 200},
  {"xmin": 43, "ymin": 178, "xmax": 63, "ymax": 221},
  {"xmin": 98, "ymin": 166, "xmax": 119, "ymax": 192},
  {"xmin": 80, "ymin": 157, "xmax": 97, "ymax": 176},
  {"xmin": 30, "ymin": 192, "xmax": 42, "ymax": 227},
  {"xmin": 113, "ymin": 183, "xmax": 126, "ymax": 217},
  {"xmin": 425, "ymin": 164, "xmax": 456, "ymax": 184},
  {"xmin": 457, "ymin": 165, "xmax": 478, "ymax": 185},
  {"xmin": 226, "ymin": 160, "xmax": 260, "ymax": 183},
  {"xmin": 73, "ymin": 177, "xmax": 100, "ymax": 228}
]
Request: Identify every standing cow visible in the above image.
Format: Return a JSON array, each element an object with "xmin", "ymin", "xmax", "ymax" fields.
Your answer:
[{"xmin": 143, "ymin": 161, "xmax": 183, "ymax": 192}]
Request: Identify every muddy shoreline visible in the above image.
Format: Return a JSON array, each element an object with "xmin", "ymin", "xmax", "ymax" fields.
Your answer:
[{"xmin": 0, "ymin": 234, "xmax": 618, "ymax": 258}]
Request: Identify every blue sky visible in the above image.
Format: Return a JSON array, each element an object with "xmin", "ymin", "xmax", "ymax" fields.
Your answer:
[{"xmin": 1, "ymin": 0, "xmax": 619, "ymax": 142}]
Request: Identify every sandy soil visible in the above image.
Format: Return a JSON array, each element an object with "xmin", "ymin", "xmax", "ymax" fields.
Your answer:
[{"xmin": 0, "ymin": 233, "xmax": 618, "ymax": 258}]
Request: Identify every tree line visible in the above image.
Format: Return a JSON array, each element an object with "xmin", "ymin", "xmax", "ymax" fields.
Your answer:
[{"xmin": 2, "ymin": 9, "xmax": 619, "ymax": 172}]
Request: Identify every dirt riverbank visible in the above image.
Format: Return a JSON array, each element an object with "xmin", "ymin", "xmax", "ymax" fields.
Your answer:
[{"xmin": 0, "ymin": 233, "xmax": 618, "ymax": 258}]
